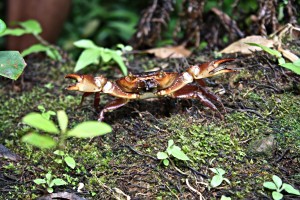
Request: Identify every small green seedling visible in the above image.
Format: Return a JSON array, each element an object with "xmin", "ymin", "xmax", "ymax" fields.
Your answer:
[
  {"xmin": 0, "ymin": 19, "xmax": 27, "ymax": 80},
  {"xmin": 263, "ymin": 175, "xmax": 300, "ymax": 200},
  {"xmin": 0, "ymin": 19, "xmax": 61, "ymax": 60},
  {"xmin": 73, "ymin": 39, "xmax": 128, "ymax": 75},
  {"xmin": 157, "ymin": 139, "xmax": 190, "ymax": 166},
  {"xmin": 54, "ymin": 150, "xmax": 76, "ymax": 169},
  {"xmin": 33, "ymin": 172, "xmax": 67, "ymax": 193},
  {"xmin": 209, "ymin": 168, "xmax": 230, "ymax": 188},
  {"xmin": 221, "ymin": 195, "xmax": 231, "ymax": 200},
  {"xmin": 38, "ymin": 105, "xmax": 56, "ymax": 120},
  {"xmin": 22, "ymin": 110, "xmax": 112, "ymax": 149},
  {"xmin": 246, "ymin": 43, "xmax": 300, "ymax": 75}
]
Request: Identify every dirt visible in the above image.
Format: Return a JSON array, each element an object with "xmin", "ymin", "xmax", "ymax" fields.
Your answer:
[{"xmin": 0, "ymin": 52, "xmax": 299, "ymax": 200}]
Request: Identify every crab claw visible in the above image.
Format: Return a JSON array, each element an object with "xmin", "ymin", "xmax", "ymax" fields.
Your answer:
[
  {"xmin": 187, "ymin": 58, "xmax": 235, "ymax": 79},
  {"xmin": 65, "ymin": 74, "xmax": 107, "ymax": 92}
]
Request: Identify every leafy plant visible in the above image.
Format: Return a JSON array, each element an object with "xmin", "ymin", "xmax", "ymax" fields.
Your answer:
[
  {"xmin": 221, "ymin": 195, "xmax": 231, "ymax": 200},
  {"xmin": 209, "ymin": 168, "xmax": 230, "ymax": 188},
  {"xmin": 37, "ymin": 105, "xmax": 56, "ymax": 120},
  {"xmin": 59, "ymin": 0, "xmax": 140, "ymax": 48},
  {"xmin": 0, "ymin": 19, "xmax": 61, "ymax": 60},
  {"xmin": 33, "ymin": 172, "xmax": 67, "ymax": 193},
  {"xmin": 0, "ymin": 19, "xmax": 27, "ymax": 80},
  {"xmin": 157, "ymin": 139, "xmax": 190, "ymax": 166},
  {"xmin": 73, "ymin": 39, "xmax": 128, "ymax": 75},
  {"xmin": 53, "ymin": 150, "xmax": 76, "ymax": 169},
  {"xmin": 263, "ymin": 175, "xmax": 300, "ymax": 200},
  {"xmin": 246, "ymin": 43, "xmax": 300, "ymax": 75},
  {"xmin": 21, "ymin": 110, "xmax": 112, "ymax": 149}
]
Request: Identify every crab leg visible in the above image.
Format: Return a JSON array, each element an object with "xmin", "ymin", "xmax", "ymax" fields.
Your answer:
[
  {"xmin": 169, "ymin": 85, "xmax": 223, "ymax": 117},
  {"xmin": 79, "ymin": 92, "xmax": 101, "ymax": 110},
  {"xmin": 194, "ymin": 85, "xmax": 226, "ymax": 112},
  {"xmin": 98, "ymin": 98, "xmax": 130, "ymax": 121}
]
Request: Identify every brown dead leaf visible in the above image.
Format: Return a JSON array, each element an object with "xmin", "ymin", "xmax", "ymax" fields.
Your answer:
[
  {"xmin": 144, "ymin": 45, "xmax": 191, "ymax": 58},
  {"xmin": 220, "ymin": 35, "xmax": 274, "ymax": 54},
  {"xmin": 220, "ymin": 24, "xmax": 300, "ymax": 62}
]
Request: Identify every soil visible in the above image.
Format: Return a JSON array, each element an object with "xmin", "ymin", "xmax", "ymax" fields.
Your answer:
[{"xmin": 0, "ymin": 52, "xmax": 299, "ymax": 200}]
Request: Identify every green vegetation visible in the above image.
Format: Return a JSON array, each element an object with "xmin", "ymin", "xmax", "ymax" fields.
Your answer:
[
  {"xmin": 157, "ymin": 139, "xmax": 190, "ymax": 166},
  {"xmin": 209, "ymin": 168, "xmax": 230, "ymax": 188},
  {"xmin": 247, "ymin": 43, "xmax": 300, "ymax": 75},
  {"xmin": 33, "ymin": 172, "xmax": 67, "ymax": 193},
  {"xmin": 263, "ymin": 175, "xmax": 300, "ymax": 200},
  {"xmin": 73, "ymin": 39, "xmax": 129, "ymax": 75},
  {"xmin": 22, "ymin": 110, "xmax": 112, "ymax": 149},
  {"xmin": 0, "ymin": 19, "xmax": 26, "ymax": 80},
  {"xmin": 0, "ymin": 19, "xmax": 61, "ymax": 60},
  {"xmin": 53, "ymin": 150, "xmax": 76, "ymax": 169}
]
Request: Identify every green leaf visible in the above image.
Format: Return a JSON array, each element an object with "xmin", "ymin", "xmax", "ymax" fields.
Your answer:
[
  {"xmin": 263, "ymin": 181, "xmax": 278, "ymax": 190},
  {"xmin": 101, "ymin": 50, "xmax": 112, "ymax": 62},
  {"xmin": 157, "ymin": 152, "xmax": 168, "ymax": 160},
  {"xmin": 57, "ymin": 110, "xmax": 68, "ymax": 133},
  {"xmin": 53, "ymin": 150, "xmax": 65, "ymax": 156},
  {"xmin": 221, "ymin": 195, "xmax": 231, "ymax": 200},
  {"xmin": 163, "ymin": 159, "xmax": 169, "ymax": 166},
  {"xmin": 280, "ymin": 63, "xmax": 300, "ymax": 75},
  {"xmin": 45, "ymin": 48, "xmax": 62, "ymax": 61},
  {"xmin": 54, "ymin": 159, "xmax": 63, "ymax": 164},
  {"xmin": 0, "ymin": 28, "xmax": 27, "ymax": 36},
  {"xmin": 210, "ymin": 175, "xmax": 223, "ymax": 188},
  {"xmin": 19, "ymin": 20, "xmax": 42, "ymax": 35},
  {"xmin": 22, "ymin": 113, "xmax": 59, "ymax": 134},
  {"xmin": 293, "ymin": 59, "xmax": 300, "ymax": 67},
  {"xmin": 73, "ymin": 39, "xmax": 99, "ymax": 49},
  {"xmin": 278, "ymin": 57, "xmax": 285, "ymax": 65},
  {"xmin": 272, "ymin": 191, "xmax": 283, "ymax": 200},
  {"xmin": 21, "ymin": 44, "xmax": 50, "ymax": 57},
  {"xmin": 64, "ymin": 156, "xmax": 76, "ymax": 169},
  {"xmin": 168, "ymin": 140, "xmax": 174, "ymax": 148},
  {"xmin": 282, "ymin": 183, "xmax": 300, "ymax": 195},
  {"xmin": 33, "ymin": 178, "xmax": 46, "ymax": 185},
  {"xmin": 111, "ymin": 52, "xmax": 127, "ymax": 75},
  {"xmin": 67, "ymin": 121, "xmax": 112, "ymax": 138},
  {"xmin": 51, "ymin": 178, "xmax": 67, "ymax": 186},
  {"xmin": 246, "ymin": 43, "xmax": 282, "ymax": 58},
  {"xmin": 46, "ymin": 173, "xmax": 52, "ymax": 182},
  {"xmin": 170, "ymin": 146, "xmax": 190, "ymax": 161},
  {"xmin": 52, "ymin": 178, "xmax": 67, "ymax": 186},
  {"xmin": 0, "ymin": 51, "xmax": 27, "ymax": 80},
  {"xmin": 47, "ymin": 187, "xmax": 54, "ymax": 193},
  {"xmin": 216, "ymin": 168, "xmax": 226, "ymax": 176},
  {"xmin": 272, "ymin": 175, "xmax": 282, "ymax": 189},
  {"xmin": 22, "ymin": 132, "xmax": 56, "ymax": 149},
  {"xmin": 210, "ymin": 168, "xmax": 219, "ymax": 174},
  {"xmin": 0, "ymin": 19, "xmax": 6, "ymax": 34},
  {"xmin": 74, "ymin": 49, "xmax": 101, "ymax": 72}
]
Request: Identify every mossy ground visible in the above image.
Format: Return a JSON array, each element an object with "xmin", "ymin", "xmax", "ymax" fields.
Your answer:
[{"xmin": 0, "ymin": 55, "xmax": 299, "ymax": 199}]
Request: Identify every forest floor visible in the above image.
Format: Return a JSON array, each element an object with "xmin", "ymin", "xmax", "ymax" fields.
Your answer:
[{"xmin": 0, "ymin": 51, "xmax": 299, "ymax": 200}]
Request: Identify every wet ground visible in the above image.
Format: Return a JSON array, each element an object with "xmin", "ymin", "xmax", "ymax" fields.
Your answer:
[{"xmin": 0, "ymin": 53, "xmax": 299, "ymax": 199}]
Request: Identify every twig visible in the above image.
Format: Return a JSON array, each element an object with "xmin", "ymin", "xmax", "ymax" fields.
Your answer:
[
  {"xmin": 121, "ymin": 145, "xmax": 158, "ymax": 160},
  {"xmin": 169, "ymin": 159, "xmax": 188, "ymax": 176},
  {"xmin": 186, "ymin": 179, "xmax": 206, "ymax": 200},
  {"xmin": 275, "ymin": 149, "xmax": 290, "ymax": 163}
]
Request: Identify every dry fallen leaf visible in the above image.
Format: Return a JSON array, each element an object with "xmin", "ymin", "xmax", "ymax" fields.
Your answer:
[
  {"xmin": 220, "ymin": 35, "xmax": 274, "ymax": 54},
  {"xmin": 144, "ymin": 45, "xmax": 191, "ymax": 58},
  {"xmin": 220, "ymin": 24, "xmax": 300, "ymax": 62}
]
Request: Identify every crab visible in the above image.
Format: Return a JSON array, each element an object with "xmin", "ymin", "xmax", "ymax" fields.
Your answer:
[{"xmin": 65, "ymin": 58, "xmax": 235, "ymax": 121}]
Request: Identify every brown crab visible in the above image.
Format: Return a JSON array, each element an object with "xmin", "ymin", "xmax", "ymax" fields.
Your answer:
[{"xmin": 65, "ymin": 58, "xmax": 235, "ymax": 121}]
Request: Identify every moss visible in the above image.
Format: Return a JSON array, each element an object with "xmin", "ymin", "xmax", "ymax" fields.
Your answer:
[{"xmin": 1, "ymin": 57, "xmax": 300, "ymax": 199}]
